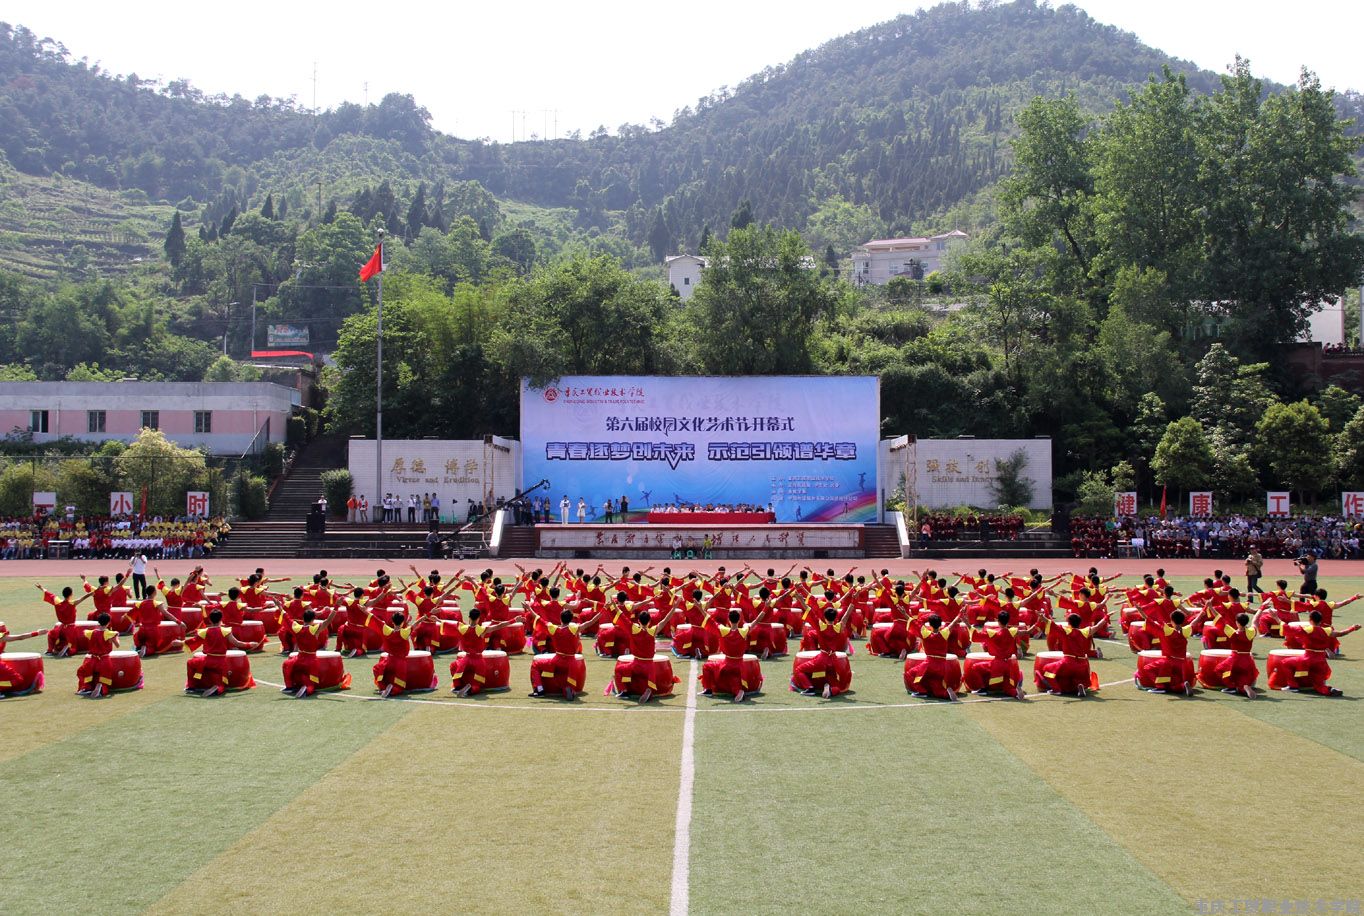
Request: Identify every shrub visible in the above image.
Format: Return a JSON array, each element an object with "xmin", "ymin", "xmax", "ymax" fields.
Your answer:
[
  {"xmin": 262, "ymin": 442, "xmax": 285, "ymax": 479},
  {"xmin": 320, "ymin": 469, "xmax": 353, "ymax": 516},
  {"xmin": 233, "ymin": 470, "xmax": 269, "ymax": 520},
  {"xmin": 286, "ymin": 415, "xmax": 307, "ymax": 449}
]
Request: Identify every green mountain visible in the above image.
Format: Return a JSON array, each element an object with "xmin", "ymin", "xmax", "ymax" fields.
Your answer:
[{"xmin": 0, "ymin": 0, "xmax": 1359, "ymax": 278}]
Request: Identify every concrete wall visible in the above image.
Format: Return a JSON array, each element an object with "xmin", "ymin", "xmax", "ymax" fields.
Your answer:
[
  {"xmin": 348, "ymin": 437, "xmax": 521, "ymax": 519},
  {"xmin": 878, "ymin": 437, "xmax": 1052, "ymax": 510}
]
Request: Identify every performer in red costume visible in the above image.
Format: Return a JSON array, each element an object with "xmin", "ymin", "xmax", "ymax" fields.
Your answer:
[
  {"xmin": 75, "ymin": 613, "xmax": 122, "ymax": 698},
  {"xmin": 966, "ymin": 609, "xmax": 1026, "ymax": 700},
  {"xmin": 528, "ymin": 606, "xmax": 602, "ymax": 700},
  {"xmin": 1034, "ymin": 614, "xmax": 1099, "ymax": 697},
  {"xmin": 1270, "ymin": 610, "xmax": 1360, "ymax": 696},
  {"xmin": 280, "ymin": 608, "xmax": 343, "ymax": 697},
  {"xmin": 34, "ymin": 583, "xmax": 93, "ymax": 656},
  {"xmin": 700, "ymin": 608, "xmax": 767, "ymax": 702},
  {"xmin": 184, "ymin": 609, "xmax": 262, "ymax": 697},
  {"xmin": 791, "ymin": 603, "xmax": 855, "ymax": 698},
  {"xmin": 904, "ymin": 613, "xmax": 962, "ymax": 701},
  {"xmin": 129, "ymin": 584, "xmax": 184, "ymax": 656},
  {"xmin": 449, "ymin": 609, "xmax": 522, "ymax": 698}
]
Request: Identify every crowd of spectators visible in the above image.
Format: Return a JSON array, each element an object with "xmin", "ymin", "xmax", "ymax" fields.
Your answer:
[
  {"xmin": 0, "ymin": 512, "xmax": 230, "ymax": 560},
  {"xmin": 917, "ymin": 513, "xmax": 1026, "ymax": 542},
  {"xmin": 1070, "ymin": 514, "xmax": 1364, "ymax": 560},
  {"xmin": 652, "ymin": 502, "xmax": 772, "ymax": 514}
]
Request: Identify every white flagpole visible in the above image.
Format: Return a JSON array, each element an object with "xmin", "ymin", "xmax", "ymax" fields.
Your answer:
[{"xmin": 374, "ymin": 228, "xmax": 385, "ymax": 525}]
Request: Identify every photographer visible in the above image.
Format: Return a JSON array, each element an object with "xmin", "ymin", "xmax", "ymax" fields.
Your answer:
[{"xmin": 1295, "ymin": 552, "xmax": 1319, "ymax": 595}]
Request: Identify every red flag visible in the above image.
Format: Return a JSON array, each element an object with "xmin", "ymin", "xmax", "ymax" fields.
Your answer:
[
  {"xmin": 359, "ymin": 244, "xmax": 383, "ymax": 282},
  {"xmin": 1158, "ymin": 485, "xmax": 1167, "ymax": 519}
]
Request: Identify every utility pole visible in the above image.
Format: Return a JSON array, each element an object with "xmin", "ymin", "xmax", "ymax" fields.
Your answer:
[{"xmin": 374, "ymin": 228, "xmax": 385, "ymax": 527}]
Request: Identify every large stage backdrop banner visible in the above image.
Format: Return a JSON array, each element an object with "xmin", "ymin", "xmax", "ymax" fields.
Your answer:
[{"xmin": 520, "ymin": 376, "xmax": 880, "ymax": 523}]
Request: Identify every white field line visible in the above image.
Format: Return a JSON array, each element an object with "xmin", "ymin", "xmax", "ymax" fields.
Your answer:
[{"xmin": 670, "ymin": 659, "xmax": 699, "ymax": 916}]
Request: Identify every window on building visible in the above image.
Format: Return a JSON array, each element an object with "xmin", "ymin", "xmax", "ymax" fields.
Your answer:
[
  {"xmin": 140, "ymin": 410, "xmax": 159, "ymax": 430},
  {"xmin": 87, "ymin": 410, "xmax": 106, "ymax": 433},
  {"xmin": 29, "ymin": 410, "xmax": 49, "ymax": 433},
  {"xmin": 194, "ymin": 411, "xmax": 212, "ymax": 433},
  {"xmin": 683, "ymin": 276, "xmax": 690, "ymax": 286}
]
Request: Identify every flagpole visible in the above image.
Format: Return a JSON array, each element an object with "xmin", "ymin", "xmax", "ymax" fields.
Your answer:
[{"xmin": 375, "ymin": 228, "xmax": 384, "ymax": 527}]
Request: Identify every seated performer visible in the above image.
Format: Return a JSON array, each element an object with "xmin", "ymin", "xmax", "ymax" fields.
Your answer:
[
  {"xmin": 1296, "ymin": 589, "xmax": 1361, "ymax": 657},
  {"xmin": 1204, "ymin": 612, "xmax": 1259, "ymax": 699},
  {"xmin": 791, "ymin": 603, "xmax": 855, "ymax": 698},
  {"xmin": 1138, "ymin": 608, "xmax": 1204, "ymax": 696},
  {"xmin": 281, "ymin": 608, "xmax": 342, "ymax": 697},
  {"xmin": 1034, "ymin": 614, "xmax": 1098, "ymax": 697},
  {"xmin": 874, "ymin": 582, "xmax": 916, "ymax": 659},
  {"xmin": 449, "ymin": 609, "xmax": 521, "ymax": 698},
  {"xmin": 75, "ymin": 613, "xmax": 122, "ymax": 698},
  {"xmin": 904, "ymin": 613, "xmax": 962, "ymax": 701},
  {"xmin": 966, "ymin": 609, "xmax": 1026, "ymax": 699},
  {"xmin": 369, "ymin": 611, "xmax": 421, "ymax": 698},
  {"xmin": 34, "ymin": 583, "xmax": 93, "ymax": 657},
  {"xmin": 1272, "ymin": 610, "xmax": 1360, "ymax": 696},
  {"xmin": 528, "ymin": 606, "xmax": 601, "ymax": 700},
  {"xmin": 1254, "ymin": 580, "xmax": 1297, "ymax": 636},
  {"xmin": 613, "ymin": 605, "xmax": 680, "ymax": 702},
  {"xmin": 273, "ymin": 588, "xmax": 310, "ymax": 654},
  {"xmin": 700, "ymin": 609, "xmax": 767, "ymax": 702},
  {"xmin": 0, "ymin": 627, "xmax": 49, "ymax": 698},
  {"xmin": 129, "ymin": 585, "xmax": 184, "ymax": 657},
  {"xmin": 336, "ymin": 587, "xmax": 387, "ymax": 657},
  {"xmin": 185, "ymin": 609, "xmax": 262, "ymax": 697}
]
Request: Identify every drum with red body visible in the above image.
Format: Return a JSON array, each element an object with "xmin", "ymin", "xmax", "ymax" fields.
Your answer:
[
  {"xmin": 437, "ymin": 605, "xmax": 464, "ymax": 622},
  {"xmin": 67, "ymin": 621, "xmax": 99, "ymax": 653},
  {"xmin": 1196, "ymin": 649, "xmax": 1233, "ymax": 689},
  {"xmin": 0, "ymin": 651, "xmax": 44, "ymax": 694},
  {"xmin": 231, "ymin": 620, "xmax": 266, "ymax": 651},
  {"xmin": 427, "ymin": 620, "xmax": 464, "ymax": 654},
  {"xmin": 792, "ymin": 649, "xmax": 852, "ymax": 692},
  {"xmin": 962, "ymin": 651, "xmax": 996, "ymax": 691},
  {"xmin": 104, "ymin": 650, "xmax": 143, "ymax": 691},
  {"xmin": 97, "ymin": 607, "xmax": 133, "ymax": 634},
  {"xmin": 290, "ymin": 650, "xmax": 349, "ymax": 691},
  {"xmin": 148, "ymin": 620, "xmax": 185, "ymax": 655},
  {"xmin": 868, "ymin": 621, "xmax": 895, "ymax": 655},
  {"xmin": 223, "ymin": 650, "xmax": 254, "ymax": 690},
  {"xmin": 1282, "ymin": 622, "xmax": 1307, "ymax": 649},
  {"xmin": 171, "ymin": 606, "xmax": 203, "ymax": 629},
  {"xmin": 1134, "ymin": 649, "xmax": 1164, "ymax": 688},
  {"xmin": 902, "ymin": 651, "xmax": 961, "ymax": 697},
  {"xmin": 245, "ymin": 607, "xmax": 279, "ymax": 635},
  {"xmin": 1119, "ymin": 606, "xmax": 1143, "ymax": 633},
  {"xmin": 670, "ymin": 623, "xmax": 706, "ymax": 658},
  {"xmin": 594, "ymin": 623, "xmax": 628, "ymax": 657},
  {"xmin": 532, "ymin": 652, "xmax": 588, "ymax": 694},
  {"xmin": 764, "ymin": 622, "xmax": 788, "ymax": 656},
  {"xmin": 702, "ymin": 652, "xmax": 763, "ymax": 695},
  {"xmin": 378, "ymin": 649, "xmax": 437, "ymax": 693},
  {"xmin": 454, "ymin": 649, "xmax": 510, "ymax": 690},
  {"xmin": 1266, "ymin": 648, "xmax": 1315, "ymax": 690},
  {"xmin": 613, "ymin": 654, "xmax": 679, "ymax": 696},
  {"xmin": 488, "ymin": 621, "xmax": 527, "ymax": 655}
]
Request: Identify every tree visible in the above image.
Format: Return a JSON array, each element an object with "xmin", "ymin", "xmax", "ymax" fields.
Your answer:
[
  {"xmin": 1334, "ymin": 405, "xmax": 1364, "ymax": 489},
  {"xmin": 989, "ymin": 449, "xmax": 1033, "ymax": 507},
  {"xmin": 730, "ymin": 199, "xmax": 754, "ymax": 230},
  {"xmin": 1199, "ymin": 62, "xmax": 1364, "ymax": 360},
  {"xmin": 491, "ymin": 228, "xmax": 537, "ymax": 276},
  {"xmin": 164, "ymin": 211, "xmax": 186, "ymax": 268},
  {"xmin": 684, "ymin": 226, "xmax": 842, "ymax": 375},
  {"xmin": 115, "ymin": 428, "xmax": 219, "ymax": 518},
  {"xmin": 1151, "ymin": 416, "xmax": 1213, "ymax": 497},
  {"xmin": 647, "ymin": 208, "xmax": 672, "ymax": 263},
  {"xmin": 1190, "ymin": 343, "xmax": 1278, "ymax": 449},
  {"xmin": 218, "ymin": 206, "xmax": 238, "ymax": 238},
  {"xmin": 1254, "ymin": 401, "xmax": 1332, "ymax": 498},
  {"xmin": 406, "ymin": 182, "xmax": 428, "ymax": 240},
  {"xmin": 260, "ymin": 193, "xmax": 274, "ymax": 220},
  {"xmin": 1314, "ymin": 385, "xmax": 1361, "ymax": 432}
]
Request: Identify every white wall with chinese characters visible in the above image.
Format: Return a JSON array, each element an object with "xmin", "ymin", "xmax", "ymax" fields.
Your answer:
[
  {"xmin": 878, "ymin": 438, "xmax": 1053, "ymax": 510},
  {"xmin": 348, "ymin": 438, "xmax": 521, "ymax": 520}
]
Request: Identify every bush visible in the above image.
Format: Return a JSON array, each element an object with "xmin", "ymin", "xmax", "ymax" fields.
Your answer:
[
  {"xmin": 262, "ymin": 442, "xmax": 285, "ymax": 479},
  {"xmin": 286, "ymin": 415, "xmax": 307, "ymax": 449},
  {"xmin": 233, "ymin": 470, "xmax": 269, "ymax": 520},
  {"xmin": 320, "ymin": 469, "xmax": 353, "ymax": 516}
]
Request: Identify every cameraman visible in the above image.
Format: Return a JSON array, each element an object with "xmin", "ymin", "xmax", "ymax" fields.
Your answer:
[{"xmin": 1295, "ymin": 552, "xmax": 1319, "ymax": 596}]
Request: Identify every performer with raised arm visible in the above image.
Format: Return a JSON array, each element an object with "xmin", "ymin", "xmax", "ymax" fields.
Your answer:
[
  {"xmin": 791, "ymin": 600, "xmax": 855, "ymax": 698},
  {"xmin": 185, "ymin": 609, "xmax": 262, "ymax": 697},
  {"xmin": 612, "ymin": 603, "xmax": 679, "ymax": 702},
  {"xmin": 966, "ymin": 609, "xmax": 1027, "ymax": 700},
  {"xmin": 280, "ymin": 608, "xmax": 345, "ymax": 698},
  {"xmin": 1271, "ymin": 610, "xmax": 1361, "ymax": 696},
  {"xmin": 449, "ymin": 609, "xmax": 522, "ymax": 698},
  {"xmin": 128, "ymin": 584, "xmax": 184, "ymax": 657},
  {"xmin": 34, "ymin": 583, "xmax": 93, "ymax": 657},
  {"xmin": 1137, "ymin": 608, "xmax": 1205, "ymax": 696},
  {"xmin": 0, "ymin": 627, "xmax": 49, "ymax": 697},
  {"xmin": 528, "ymin": 605, "xmax": 601, "ymax": 700},
  {"xmin": 904, "ymin": 612, "xmax": 962, "ymax": 701},
  {"xmin": 75, "ymin": 613, "xmax": 124, "ymax": 698},
  {"xmin": 1034, "ymin": 614, "xmax": 1099, "ymax": 697},
  {"xmin": 700, "ymin": 608, "xmax": 767, "ymax": 702}
]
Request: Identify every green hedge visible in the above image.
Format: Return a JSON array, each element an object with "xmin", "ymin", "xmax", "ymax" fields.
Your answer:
[{"xmin": 320, "ymin": 468, "xmax": 353, "ymax": 516}]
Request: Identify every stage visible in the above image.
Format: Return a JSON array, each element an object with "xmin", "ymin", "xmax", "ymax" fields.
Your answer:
[{"xmin": 531, "ymin": 522, "xmax": 868, "ymax": 559}]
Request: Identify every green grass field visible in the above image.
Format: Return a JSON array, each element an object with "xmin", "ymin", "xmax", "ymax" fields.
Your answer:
[{"xmin": 3, "ymin": 574, "xmax": 1363, "ymax": 916}]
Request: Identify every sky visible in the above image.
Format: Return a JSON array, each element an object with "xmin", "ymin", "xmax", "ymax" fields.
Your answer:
[{"xmin": 3, "ymin": 0, "xmax": 1360, "ymax": 142}]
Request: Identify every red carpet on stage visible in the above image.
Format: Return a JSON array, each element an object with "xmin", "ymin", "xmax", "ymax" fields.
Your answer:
[{"xmin": 646, "ymin": 511, "xmax": 775, "ymax": 524}]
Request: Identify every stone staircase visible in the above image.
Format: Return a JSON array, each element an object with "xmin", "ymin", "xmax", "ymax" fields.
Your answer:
[
  {"xmin": 497, "ymin": 525, "xmax": 537, "ymax": 558},
  {"xmin": 215, "ymin": 433, "xmax": 348, "ymax": 558},
  {"xmin": 862, "ymin": 524, "xmax": 903, "ymax": 558}
]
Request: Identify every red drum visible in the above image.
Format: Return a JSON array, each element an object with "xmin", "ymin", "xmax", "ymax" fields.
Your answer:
[
  {"xmin": 791, "ymin": 649, "xmax": 852, "ymax": 694},
  {"xmin": 1196, "ymin": 649, "xmax": 1232, "ymax": 689},
  {"xmin": 961, "ymin": 651, "xmax": 995, "ymax": 689},
  {"xmin": 872, "ymin": 609, "xmax": 898, "ymax": 625},
  {"xmin": 428, "ymin": 620, "xmax": 464, "ymax": 654},
  {"xmin": 149, "ymin": 620, "xmax": 185, "ymax": 655},
  {"xmin": 105, "ymin": 650, "xmax": 144, "ymax": 691},
  {"xmin": 1127, "ymin": 623, "xmax": 1155, "ymax": 653},
  {"xmin": 300, "ymin": 650, "xmax": 349, "ymax": 691},
  {"xmin": 101, "ymin": 608, "xmax": 133, "ymax": 634},
  {"xmin": 67, "ymin": 621, "xmax": 100, "ymax": 653},
  {"xmin": 531, "ymin": 652, "xmax": 588, "ymax": 695},
  {"xmin": 1134, "ymin": 650, "xmax": 1164, "ymax": 689},
  {"xmin": 612, "ymin": 654, "xmax": 679, "ymax": 697},
  {"xmin": 205, "ymin": 593, "xmax": 222, "ymax": 603},
  {"xmin": 670, "ymin": 623, "xmax": 700, "ymax": 657},
  {"xmin": 1266, "ymin": 648, "xmax": 1317, "ymax": 691},
  {"xmin": 456, "ymin": 649, "xmax": 510, "ymax": 691},
  {"xmin": 701, "ymin": 653, "xmax": 763, "ymax": 696},
  {"xmin": 0, "ymin": 651, "xmax": 44, "ymax": 695},
  {"xmin": 231, "ymin": 620, "xmax": 266, "ymax": 651},
  {"xmin": 379, "ymin": 650, "xmax": 437, "ymax": 693},
  {"xmin": 172, "ymin": 606, "xmax": 203, "ymax": 628},
  {"xmin": 223, "ymin": 650, "xmax": 254, "ymax": 690},
  {"xmin": 1282, "ymin": 622, "xmax": 1307, "ymax": 649},
  {"xmin": 767, "ymin": 622, "xmax": 788, "ymax": 656},
  {"xmin": 437, "ymin": 606, "xmax": 464, "ymax": 622},
  {"xmin": 868, "ymin": 622, "xmax": 896, "ymax": 655},
  {"xmin": 1119, "ymin": 606, "xmax": 1142, "ymax": 633},
  {"xmin": 489, "ymin": 622, "xmax": 527, "ymax": 655},
  {"xmin": 594, "ymin": 623, "xmax": 629, "ymax": 657},
  {"xmin": 903, "ymin": 652, "xmax": 961, "ymax": 698},
  {"xmin": 245, "ymin": 607, "xmax": 279, "ymax": 635}
]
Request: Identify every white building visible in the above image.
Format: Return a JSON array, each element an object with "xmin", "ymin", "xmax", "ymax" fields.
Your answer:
[
  {"xmin": 1301, "ymin": 296, "xmax": 1346, "ymax": 346},
  {"xmin": 878, "ymin": 436, "xmax": 1053, "ymax": 511},
  {"xmin": 665, "ymin": 254, "xmax": 706, "ymax": 301},
  {"xmin": 852, "ymin": 231, "xmax": 968, "ymax": 285},
  {"xmin": 0, "ymin": 381, "xmax": 297, "ymax": 455}
]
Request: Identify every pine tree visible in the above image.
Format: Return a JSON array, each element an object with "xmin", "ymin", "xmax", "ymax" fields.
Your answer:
[
  {"xmin": 406, "ymin": 182, "xmax": 428, "ymax": 240},
  {"xmin": 218, "ymin": 206, "xmax": 237, "ymax": 237},
  {"xmin": 730, "ymin": 199, "xmax": 754, "ymax": 230},
  {"xmin": 260, "ymin": 193, "xmax": 275, "ymax": 219},
  {"xmin": 699, "ymin": 225, "xmax": 712, "ymax": 253},
  {"xmin": 322, "ymin": 200, "xmax": 337, "ymax": 224},
  {"xmin": 276, "ymin": 197, "xmax": 288, "ymax": 220},
  {"xmin": 164, "ymin": 211, "xmax": 186, "ymax": 267}
]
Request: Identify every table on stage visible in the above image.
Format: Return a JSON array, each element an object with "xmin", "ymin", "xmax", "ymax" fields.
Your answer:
[{"xmin": 645, "ymin": 511, "xmax": 775, "ymax": 524}]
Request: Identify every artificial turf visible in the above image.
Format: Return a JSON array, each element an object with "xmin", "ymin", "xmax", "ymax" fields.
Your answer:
[{"xmin": 2, "ymin": 574, "xmax": 1362, "ymax": 915}]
